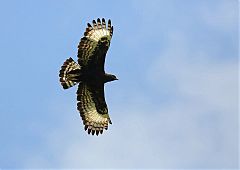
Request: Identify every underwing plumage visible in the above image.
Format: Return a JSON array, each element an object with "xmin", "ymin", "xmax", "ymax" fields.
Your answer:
[{"xmin": 59, "ymin": 18, "xmax": 117, "ymax": 136}]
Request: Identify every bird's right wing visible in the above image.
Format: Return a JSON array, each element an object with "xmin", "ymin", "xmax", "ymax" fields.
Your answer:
[{"xmin": 77, "ymin": 82, "xmax": 112, "ymax": 135}]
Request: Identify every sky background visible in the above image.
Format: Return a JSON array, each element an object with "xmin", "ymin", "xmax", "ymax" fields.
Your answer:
[{"xmin": 0, "ymin": 0, "xmax": 238, "ymax": 169}]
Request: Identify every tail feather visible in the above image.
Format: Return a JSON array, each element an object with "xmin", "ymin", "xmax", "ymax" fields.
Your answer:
[{"xmin": 59, "ymin": 57, "xmax": 81, "ymax": 89}]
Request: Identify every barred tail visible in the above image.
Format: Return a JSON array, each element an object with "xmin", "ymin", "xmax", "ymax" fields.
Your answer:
[{"xmin": 59, "ymin": 57, "xmax": 81, "ymax": 89}]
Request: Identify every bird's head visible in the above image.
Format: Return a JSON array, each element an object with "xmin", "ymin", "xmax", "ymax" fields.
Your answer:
[{"xmin": 104, "ymin": 74, "xmax": 118, "ymax": 83}]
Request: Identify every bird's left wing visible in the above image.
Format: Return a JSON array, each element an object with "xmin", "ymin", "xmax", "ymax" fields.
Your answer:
[
  {"xmin": 77, "ymin": 82, "xmax": 112, "ymax": 135},
  {"xmin": 77, "ymin": 18, "xmax": 113, "ymax": 72}
]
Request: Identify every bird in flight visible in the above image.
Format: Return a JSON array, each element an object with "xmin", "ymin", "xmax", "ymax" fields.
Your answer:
[{"xmin": 59, "ymin": 18, "xmax": 117, "ymax": 136}]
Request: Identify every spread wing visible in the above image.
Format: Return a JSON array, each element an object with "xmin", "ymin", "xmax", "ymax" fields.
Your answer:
[
  {"xmin": 77, "ymin": 82, "xmax": 112, "ymax": 135},
  {"xmin": 77, "ymin": 18, "xmax": 113, "ymax": 72}
]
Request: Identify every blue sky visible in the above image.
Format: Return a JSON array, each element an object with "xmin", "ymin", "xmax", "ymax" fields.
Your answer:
[{"xmin": 0, "ymin": 0, "xmax": 238, "ymax": 169}]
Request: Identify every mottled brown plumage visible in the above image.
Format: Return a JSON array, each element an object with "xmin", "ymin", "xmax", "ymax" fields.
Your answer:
[{"xmin": 59, "ymin": 18, "xmax": 117, "ymax": 136}]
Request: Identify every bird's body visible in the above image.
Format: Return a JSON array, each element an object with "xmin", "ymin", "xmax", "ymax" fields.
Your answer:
[{"xmin": 59, "ymin": 18, "xmax": 117, "ymax": 136}]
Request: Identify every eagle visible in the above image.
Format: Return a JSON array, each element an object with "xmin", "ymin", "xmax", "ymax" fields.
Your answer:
[{"xmin": 59, "ymin": 18, "xmax": 117, "ymax": 136}]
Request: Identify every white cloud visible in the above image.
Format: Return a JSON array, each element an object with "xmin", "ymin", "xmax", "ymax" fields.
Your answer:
[
  {"xmin": 145, "ymin": 24, "xmax": 238, "ymax": 168},
  {"xmin": 156, "ymin": 28, "xmax": 237, "ymax": 100},
  {"xmin": 148, "ymin": 30, "xmax": 238, "ymax": 113},
  {"xmin": 199, "ymin": 0, "xmax": 238, "ymax": 33}
]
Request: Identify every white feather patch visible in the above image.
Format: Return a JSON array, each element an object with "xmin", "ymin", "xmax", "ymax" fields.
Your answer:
[{"xmin": 86, "ymin": 29, "xmax": 110, "ymax": 42}]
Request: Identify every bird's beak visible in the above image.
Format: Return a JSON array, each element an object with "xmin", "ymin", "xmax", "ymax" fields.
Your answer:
[{"xmin": 115, "ymin": 77, "xmax": 118, "ymax": 80}]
